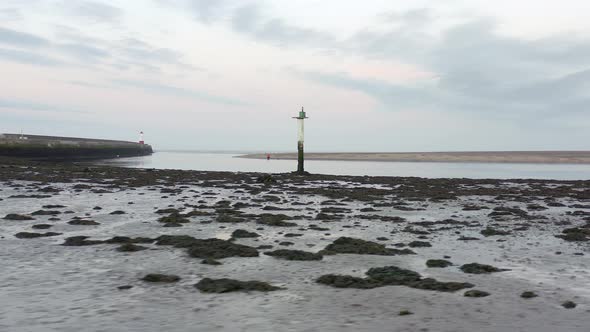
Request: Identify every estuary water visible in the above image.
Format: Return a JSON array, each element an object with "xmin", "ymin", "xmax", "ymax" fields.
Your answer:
[{"xmin": 95, "ymin": 151, "xmax": 590, "ymax": 180}]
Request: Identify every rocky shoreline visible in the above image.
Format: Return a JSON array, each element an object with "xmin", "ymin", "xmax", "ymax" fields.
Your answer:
[{"xmin": 0, "ymin": 160, "xmax": 588, "ymax": 331}]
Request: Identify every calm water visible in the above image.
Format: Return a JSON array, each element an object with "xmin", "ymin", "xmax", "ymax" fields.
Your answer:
[{"xmin": 95, "ymin": 151, "xmax": 590, "ymax": 180}]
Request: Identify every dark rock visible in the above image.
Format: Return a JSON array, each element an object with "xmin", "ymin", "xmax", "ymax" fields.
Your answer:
[
  {"xmin": 31, "ymin": 210, "xmax": 61, "ymax": 216},
  {"xmin": 142, "ymin": 274, "xmax": 180, "ymax": 283},
  {"xmin": 480, "ymin": 227, "xmax": 511, "ymax": 237},
  {"xmin": 426, "ymin": 259, "xmax": 453, "ymax": 268},
  {"xmin": 4, "ymin": 214, "xmax": 34, "ymax": 220},
  {"xmin": 104, "ymin": 236, "xmax": 154, "ymax": 244},
  {"xmin": 43, "ymin": 205, "xmax": 66, "ymax": 209},
  {"xmin": 366, "ymin": 266, "xmax": 421, "ymax": 284},
  {"xmin": 68, "ymin": 219, "xmax": 100, "ymax": 226},
  {"xmin": 316, "ymin": 274, "xmax": 381, "ymax": 289},
  {"xmin": 562, "ymin": 301, "xmax": 577, "ymax": 309},
  {"xmin": 264, "ymin": 249, "xmax": 323, "ymax": 261},
  {"xmin": 257, "ymin": 245, "xmax": 274, "ymax": 249},
  {"xmin": 201, "ymin": 258, "xmax": 222, "ymax": 265},
  {"xmin": 279, "ymin": 241, "xmax": 294, "ymax": 246},
  {"xmin": 318, "ymin": 265, "xmax": 473, "ymax": 292},
  {"xmin": 62, "ymin": 236, "xmax": 103, "ymax": 246},
  {"xmin": 117, "ymin": 285, "xmax": 133, "ymax": 290},
  {"xmin": 116, "ymin": 243, "xmax": 148, "ymax": 252},
  {"xmin": 187, "ymin": 239, "xmax": 259, "ymax": 259},
  {"xmin": 460, "ymin": 263, "xmax": 508, "ymax": 274},
  {"xmin": 284, "ymin": 233, "xmax": 303, "ymax": 237},
  {"xmin": 195, "ymin": 278, "xmax": 281, "ymax": 293},
  {"xmin": 521, "ymin": 291, "xmax": 538, "ymax": 299},
  {"xmin": 32, "ymin": 224, "xmax": 52, "ymax": 229},
  {"xmin": 398, "ymin": 310, "xmax": 413, "ymax": 316},
  {"xmin": 457, "ymin": 236, "xmax": 480, "ymax": 241},
  {"xmin": 315, "ymin": 212, "xmax": 343, "ymax": 221},
  {"xmin": 163, "ymin": 222, "xmax": 183, "ymax": 227},
  {"xmin": 15, "ymin": 232, "xmax": 61, "ymax": 239},
  {"xmin": 322, "ymin": 237, "xmax": 415, "ymax": 256},
  {"xmin": 216, "ymin": 214, "xmax": 246, "ymax": 223},
  {"xmin": 408, "ymin": 278, "xmax": 474, "ymax": 292},
  {"xmin": 257, "ymin": 174, "xmax": 276, "ymax": 184},
  {"xmin": 257, "ymin": 214, "xmax": 297, "ymax": 227},
  {"xmin": 159, "ymin": 213, "xmax": 190, "ymax": 224},
  {"xmin": 556, "ymin": 227, "xmax": 590, "ymax": 242},
  {"xmin": 464, "ymin": 290, "xmax": 490, "ymax": 297},
  {"xmin": 8, "ymin": 195, "xmax": 51, "ymax": 199},
  {"xmin": 231, "ymin": 229, "xmax": 260, "ymax": 238},
  {"xmin": 110, "ymin": 210, "xmax": 126, "ymax": 215},
  {"xmin": 408, "ymin": 241, "xmax": 431, "ymax": 248},
  {"xmin": 155, "ymin": 208, "xmax": 180, "ymax": 214},
  {"xmin": 155, "ymin": 235, "xmax": 199, "ymax": 247}
]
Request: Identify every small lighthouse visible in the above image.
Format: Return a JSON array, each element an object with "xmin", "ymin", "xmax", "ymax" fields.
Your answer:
[
  {"xmin": 139, "ymin": 131, "xmax": 145, "ymax": 145},
  {"xmin": 292, "ymin": 107, "xmax": 308, "ymax": 174}
]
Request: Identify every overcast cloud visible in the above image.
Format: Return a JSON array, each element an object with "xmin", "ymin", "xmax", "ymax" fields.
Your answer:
[{"xmin": 1, "ymin": 0, "xmax": 589, "ymax": 151}]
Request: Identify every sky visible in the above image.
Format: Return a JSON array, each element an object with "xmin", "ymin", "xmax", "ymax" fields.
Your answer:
[{"xmin": 1, "ymin": 0, "xmax": 590, "ymax": 152}]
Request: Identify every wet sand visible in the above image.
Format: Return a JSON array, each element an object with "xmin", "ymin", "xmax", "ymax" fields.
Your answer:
[
  {"xmin": 0, "ymin": 161, "xmax": 589, "ymax": 331},
  {"xmin": 239, "ymin": 151, "xmax": 590, "ymax": 164}
]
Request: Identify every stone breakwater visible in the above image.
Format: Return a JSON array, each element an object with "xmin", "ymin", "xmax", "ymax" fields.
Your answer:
[
  {"xmin": 0, "ymin": 161, "xmax": 588, "ymax": 331},
  {"xmin": 0, "ymin": 133, "xmax": 153, "ymax": 159}
]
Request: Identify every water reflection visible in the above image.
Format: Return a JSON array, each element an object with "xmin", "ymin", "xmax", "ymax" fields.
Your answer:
[{"xmin": 95, "ymin": 151, "xmax": 590, "ymax": 180}]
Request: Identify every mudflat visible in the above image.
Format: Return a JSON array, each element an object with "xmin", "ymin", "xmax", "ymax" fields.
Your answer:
[
  {"xmin": 0, "ymin": 160, "xmax": 588, "ymax": 331},
  {"xmin": 239, "ymin": 151, "xmax": 590, "ymax": 164}
]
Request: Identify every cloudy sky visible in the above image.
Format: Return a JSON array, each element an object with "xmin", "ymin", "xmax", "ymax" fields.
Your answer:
[{"xmin": 1, "ymin": 0, "xmax": 589, "ymax": 151}]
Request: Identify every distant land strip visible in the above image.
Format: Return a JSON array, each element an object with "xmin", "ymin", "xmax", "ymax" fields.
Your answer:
[{"xmin": 237, "ymin": 151, "xmax": 590, "ymax": 164}]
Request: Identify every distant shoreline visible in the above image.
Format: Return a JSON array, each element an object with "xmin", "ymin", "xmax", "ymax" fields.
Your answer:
[{"xmin": 237, "ymin": 151, "xmax": 590, "ymax": 164}]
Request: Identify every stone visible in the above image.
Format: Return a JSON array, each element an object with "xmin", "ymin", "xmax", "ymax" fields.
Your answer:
[
  {"xmin": 464, "ymin": 290, "xmax": 490, "ymax": 297},
  {"xmin": 195, "ymin": 278, "xmax": 281, "ymax": 293},
  {"xmin": 142, "ymin": 274, "xmax": 180, "ymax": 283},
  {"xmin": 426, "ymin": 259, "xmax": 453, "ymax": 268},
  {"xmin": 264, "ymin": 249, "xmax": 323, "ymax": 261},
  {"xmin": 460, "ymin": 263, "xmax": 508, "ymax": 274}
]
